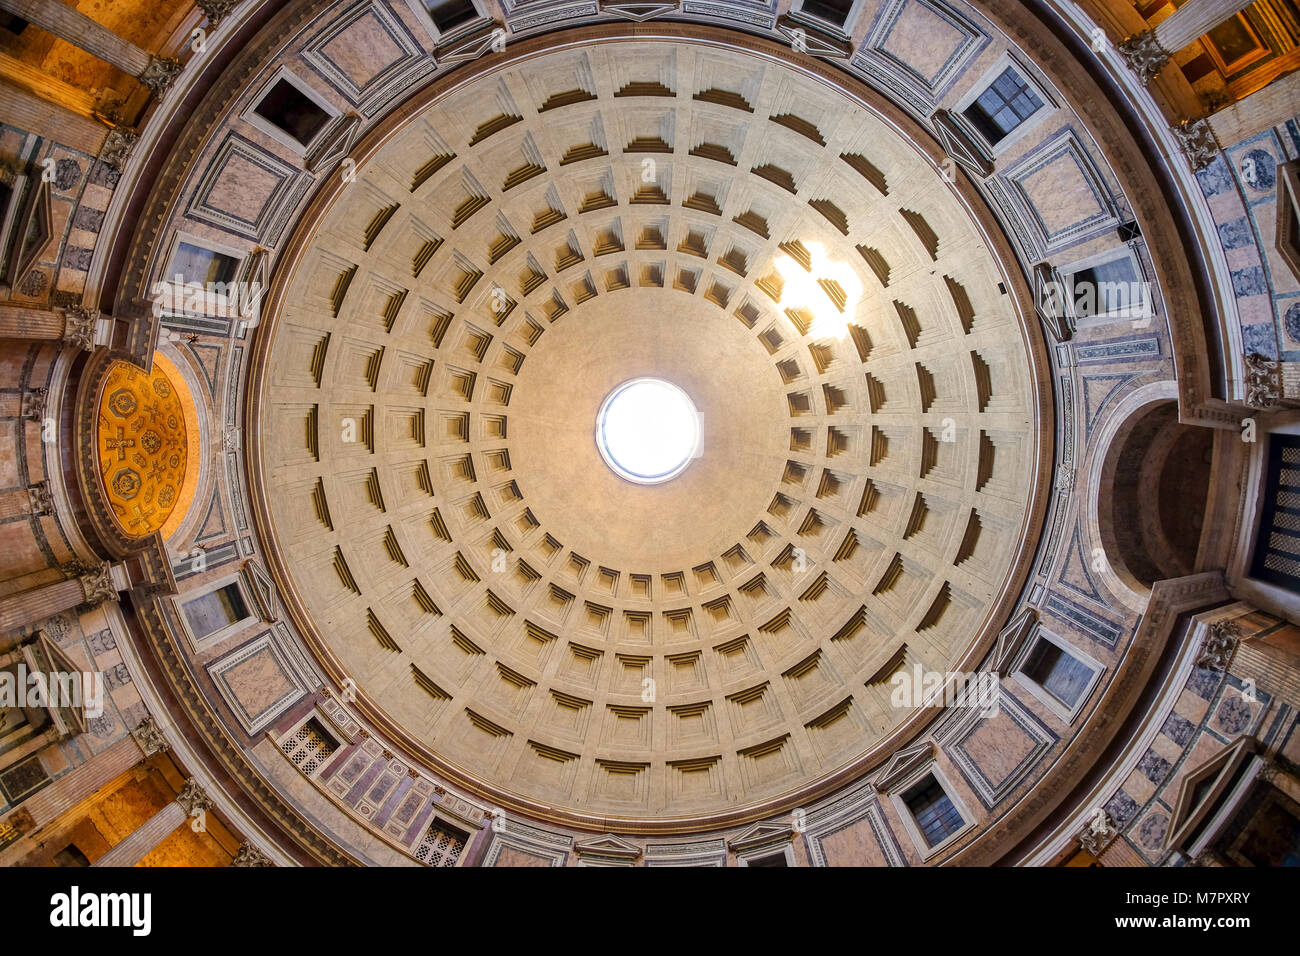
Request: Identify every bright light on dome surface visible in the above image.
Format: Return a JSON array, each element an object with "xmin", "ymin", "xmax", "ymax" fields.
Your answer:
[{"xmin": 596, "ymin": 378, "xmax": 701, "ymax": 484}]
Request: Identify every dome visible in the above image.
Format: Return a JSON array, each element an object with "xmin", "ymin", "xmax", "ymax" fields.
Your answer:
[
  {"xmin": 0, "ymin": 0, "xmax": 1296, "ymax": 876},
  {"xmin": 252, "ymin": 38, "xmax": 1046, "ymax": 823}
]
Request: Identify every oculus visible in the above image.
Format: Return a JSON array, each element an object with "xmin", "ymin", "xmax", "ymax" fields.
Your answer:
[{"xmin": 595, "ymin": 378, "xmax": 701, "ymax": 484}]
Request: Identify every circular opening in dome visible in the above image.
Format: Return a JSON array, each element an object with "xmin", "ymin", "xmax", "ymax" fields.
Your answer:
[{"xmin": 596, "ymin": 378, "xmax": 701, "ymax": 484}]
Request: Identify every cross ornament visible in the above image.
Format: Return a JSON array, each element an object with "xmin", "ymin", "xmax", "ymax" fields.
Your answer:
[{"xmin": 106, "ymin": 427, "xmax": 136, "ymax": 461}]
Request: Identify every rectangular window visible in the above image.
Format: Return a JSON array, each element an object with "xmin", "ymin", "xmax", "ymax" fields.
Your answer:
[
  {"xmin": 414, "ymin": 819, "xmax": 470, "ymax": 866},
  {"xmin": 963, "ymin": 67, "xmax": 1044, "ymax": 146},
  {"xmin": 903, "ymin": 776, "xmax": 965, "ymax": 848},
  {"xmin": 280, "ymin": 717, "xmax": 340, "ymax": 776},
  {"xmin": 181, "ymin": 583, "xmax": 250, "ymax": 641},
  {"xmin": 170, "ymin": 240, "xmax": 240, "ymax": 287},
  {"xmin": 1277, "ymin": 161, "xmax": 1300, "ymax": 283},
  {"xmin": 1250, "ymin": 433, "xmax": 1300, "ymax": 594},
  {"xmin": 1021, "ymin": 638, "xmax": 1095, "ymax": 710},
  {"xmin": 253, "ymin": 77, "xmax": 332, "ymax": 148},
  {"xmin": 1069, "ymin": 254, "xmax": 1142, "ymax": 320},
  {"xmin": 425, "ymin": 0, "xmax": 479, "ymax": 33},
  {"xmin": 799, "ymin": 0, "xmax": 854, "ymax": 28}
]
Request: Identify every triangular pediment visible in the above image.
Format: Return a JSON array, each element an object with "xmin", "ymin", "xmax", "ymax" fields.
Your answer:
[
  {"xmin": 306, "ymin": 114, "xmax": 361, "ymax": 175},
  {"xmin": 436, "ymin": 22, "xmax": 506, "ymax": 64},
  {"xmin": 728, "ymin": 819, "xmax": 795, "ymax": 852},
  {"xmin": 1165, "ymin": 736, "xmax": 1259, "ymax": 853},
  {"xmin": 573, "ymin": 833, "xmax": 642, "ymax": 859},
  {"xmin": 873, "ymin": 741, "xmax": 934, "ymax": 793},
  {"xmin": 930, "ymin": 110, "xmax": 994, "ymax": 179},
  {"xmin": 599, "ymin": 1, "xmax": 679, "ymax": 20},
  {"xmin": 1034, "ymin": 263, "xmax": 1074, "ymax": 342},
  {"xmin": 992, "ymin": 607, "xmax": 1039, "ymax": 676},
  {"xmin": 7, "ymin": 176, "xmax": 53, "ymax": 281},
  {"xmin": 24, "ymin": 630, "xmax": 89, "ymax": 737},
  {"xmin": 775, "ymin": 15, "xmax": 852, "ymax": 60}
]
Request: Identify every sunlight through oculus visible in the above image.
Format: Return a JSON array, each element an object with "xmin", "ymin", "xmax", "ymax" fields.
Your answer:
[{"xmin": 596, "ymin": 378, "xmax": 701, "ymax": 484}]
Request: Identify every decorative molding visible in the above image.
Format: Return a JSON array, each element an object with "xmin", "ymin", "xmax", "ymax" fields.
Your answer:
[
  {"xmin": 435, "ymin": 20, "xmax": 507, "ymax": 63},
  {"xmin": 1033, "ymin": 263, "xmax": 1073, "ymax": 342},
  {"xmin": 305, "ymin": 114, "xmax": 362, "ymax": 175},
  {"xmin": 643, "ymin": 837, "xmax": 727, "ymax": 867},
  {"xmin": 800, "ymin": 779, "xmax": 907, "ymax": 867},
  {"xmin": 774, "ymin": 13, "xmax": 852, "ymax": 60},
  {"xmin": 930, "ymin": 109, "xmax": 994, "ymax": 178}
]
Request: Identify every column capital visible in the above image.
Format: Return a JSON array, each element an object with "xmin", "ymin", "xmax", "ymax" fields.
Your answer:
[
  {"xmin": 1197, "ymin": 619, "xmax": 1242, "ymax": 671},
  {"xmin": 138, "ymin": 56, "xmax": 183, "ymax": 97},
  {"xmin": 197, "ymin": 0, "xmax": 244, "ymax": 26},
  {"xmin": 1117, "ymin": 30, "xmax": 1170, "ymax": 86},
  {"xmin": 131, "ymin": 716, "xmax": 170, "ymax": 756},
  {"xmin": 99, "ymin": 126, "xmax": 139, "ymax": 173},
  {"xmin": 231, "ymin": 841, "xmax": 273, "ymax": 867},
  {"xmin": 78, "ymin": 563, "xmax": 119, "ymax": 605},
  {"xmin": 61, "ymin": 306, "xmax": 101, "ymax": 351},
  {"xmin": 1077, "ymin": 809, "xmax": 1119, "ymax": 857},
  {"xmin": 176, "ymin": 777, "xmax": 214, "ymax": 816},
  {"xmin": 26, "ymin": 482, "xmax": 54, "ymax": 516},
  {"xmin": 1172, "ymin": 117, "xmax": 1220, "ymax": 173},
  {"xmin": 1243, "ymin": 353, "xmax": 1284, "ymax": 408},
  {"xmin": 21, "ymin": 387, "xmax": 47, "ymax": 420}
]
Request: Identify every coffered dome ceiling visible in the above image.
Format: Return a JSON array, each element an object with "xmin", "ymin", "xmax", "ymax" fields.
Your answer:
[{"xmin": 252, "ymin": 38, "xmax": 1048, "ymax": 821}]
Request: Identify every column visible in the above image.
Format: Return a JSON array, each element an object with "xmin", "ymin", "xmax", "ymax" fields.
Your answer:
[
  {"xmin": 1119, "ymin": 0, "xmax": 1258, "ymax": 85},
  {"xmin": 0, "ymin": 0, "xmax": 181, "ymax": 95},
  {"xmin": 1225, "ymin": 614, "xmax": 1300, "ymax": 707},
  {"xmin": 0, "ymin": 79, "xmax": 108, "ymax": 156},
  {"xmin": 0, "ymin": 303, "xmax": 104, "ymax": 350},
  {"xmin": 1206, "ymin": 69, "xmax": 1300, "ymax": 147},
  {"xmin": 1154, "ymin": 0, "xmax": 1258, "ymax": 54},
  {"xmin": 20, "ymin": 736, "xmax": 141, "ymax": 827},
  {"xmin": 92, "ymin": 778, "xmax": 212, "ymax": 867},
  {"xmin": 0, "ymin": 564, "xmax": 118, "ymax": 634}
]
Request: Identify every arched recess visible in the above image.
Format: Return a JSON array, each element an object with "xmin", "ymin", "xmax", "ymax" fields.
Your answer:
[
  {"xmin": 1089, "ymin": 381, "xmax": 1215, "ymax": 610},
  {"xmin": 89, "ymin": 349, "xmax": 204, "ymax": 547}
]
